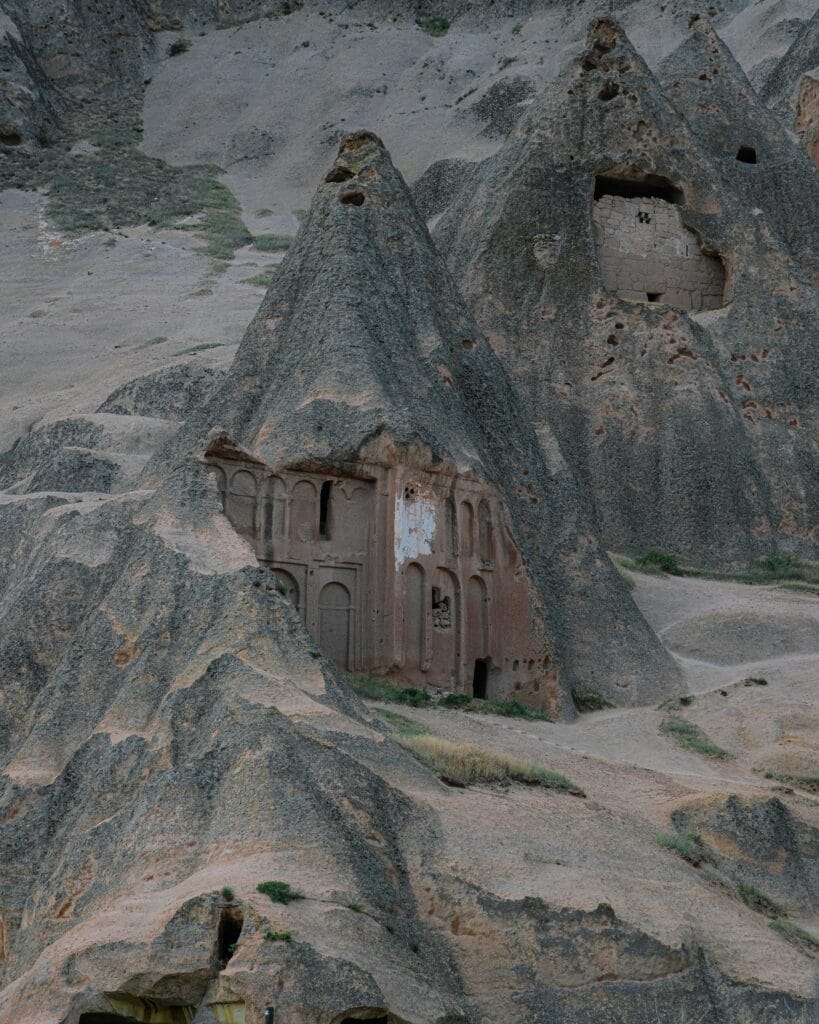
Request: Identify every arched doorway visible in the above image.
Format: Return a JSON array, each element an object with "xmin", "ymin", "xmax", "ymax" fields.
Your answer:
[
  {"xmin": 319, "ymin": 581, "xmax": 353, "ymax": 669},
  {"xmin": 403, "ymin": 563, "xmax": 425, "ymax": 672}
]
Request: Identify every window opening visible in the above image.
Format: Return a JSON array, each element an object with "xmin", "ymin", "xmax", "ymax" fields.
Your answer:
[
  {"xmin": 319, "ymin": 480, "xmax": 332, "ymax": 539},
  {"xmin": 646, "ymin": 292, "xmax": 663, "ymax": 302},
  {"xmin": 736, "ymin": 146, "xmax": 757, "ymax": 164}
]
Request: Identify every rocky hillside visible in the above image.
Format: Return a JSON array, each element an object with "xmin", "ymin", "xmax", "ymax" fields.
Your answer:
[{"xmin": 0, "ymin": 3, "xmax": 817, "ymax": 1023}]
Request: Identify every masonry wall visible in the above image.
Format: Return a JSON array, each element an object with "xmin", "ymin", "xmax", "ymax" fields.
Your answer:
[{"xmin": 592, "ymin": 194, "xmax": 726, "ymax": 310}]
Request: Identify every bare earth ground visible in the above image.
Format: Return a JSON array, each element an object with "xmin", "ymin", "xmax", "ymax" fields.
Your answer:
[{"xmin": 366, "ymin": 570, "xmax": 818, "ymax": 999}]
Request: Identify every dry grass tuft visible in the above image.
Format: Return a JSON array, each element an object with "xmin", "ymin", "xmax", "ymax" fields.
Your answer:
[{"xmin": 400, "ymin": 734, "xmax": 584, "ymax": 796}]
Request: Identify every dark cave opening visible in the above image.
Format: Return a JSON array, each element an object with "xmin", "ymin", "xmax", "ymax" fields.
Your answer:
[
  {"xmin": 217, "ymin": 906, "xmax": 244, "ymax": 965},
  {"xmin": 736, "ymin": 145, "xmax": 757, "ymax": 164},
  {"xmin": 594, "ymin": 172, "xmax": 683, "ymax": 204}
]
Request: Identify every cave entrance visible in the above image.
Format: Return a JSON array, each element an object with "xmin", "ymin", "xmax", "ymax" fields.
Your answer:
[
  {"xmin": 472, "ymin": 659, "xmax": 489, "ymax": 699},
  {"xmin": 217, "ymin": 906, "xmax": 244, "ymax": 966},
  {"xmin": 0, "ymin": 128, "xmax": 22, "ymax": 146},
  {"xmin": 736, "ymin": 145, "xmax": 757, "ymax": 164},
  {"xmin": 594, "ymin": 171, "xmax": 683, "ymax": 204}
]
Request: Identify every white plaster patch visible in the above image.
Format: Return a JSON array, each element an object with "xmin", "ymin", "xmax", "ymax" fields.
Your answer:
[{"xmin": 394, "ymin": 489, "xmax": 437, "ymax": 567}]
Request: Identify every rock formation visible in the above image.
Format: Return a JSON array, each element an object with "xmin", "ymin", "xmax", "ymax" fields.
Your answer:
[{"xmin": 435, "ymin": 17, "xmax": 818, "ymax": 569}]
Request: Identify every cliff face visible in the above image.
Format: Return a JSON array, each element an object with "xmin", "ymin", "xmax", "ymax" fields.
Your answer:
[{"xmin": 435, "ymin": 18, "xmax": 818, "ymax": 569}]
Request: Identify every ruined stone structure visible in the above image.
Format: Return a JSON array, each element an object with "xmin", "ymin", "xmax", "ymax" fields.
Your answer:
[
  {"xmin": 592, "ymin": 191, "xmax": 726, "ymax": 310},
  {"xmin": 209, "ymin": 451, "xmax": 551, "ymax": 701}
]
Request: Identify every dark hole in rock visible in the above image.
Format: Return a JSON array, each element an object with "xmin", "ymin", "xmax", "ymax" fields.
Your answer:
[
  {"xmin": 339, "ymin": 1015, "xmax": 389, "ymax": 1024},
  {"xmin": 462, "ymin": 338, "xmax": 475, "ymax": 349},
  {"xmin": 319, "ymin": 480, "xmax": 332, "ymax": 538},
  {"xmin": 736, "ymin": 145, "xmax": 757, "ymax": 164},
  {"xmin": 646, "ymin": 292, "xmax": 662, "ymax": 302},
  {"xmin": 217, "ymin": 906, "xmax": 244, "ymax": 965},
  {"xmin": 0, "ymin": 128, "xmax": 23, "ymax": 146},
  {"xmin": 472, "ymin": 659, "xmax": 488, "ymax": 699},
  {"xmin": 594, "ymin": 173, "xmax": 683, "ymax": 204},
  {"xmin": 340, "ymin": 190, "xmax": 365, "ymax": 206},
  {"xmin": 325, "ymin": 165, "xmax": 355, "ymax": 182},
  {"xmin": 598, "ymin": 81, "xmax": 620, "ymax": 101}
]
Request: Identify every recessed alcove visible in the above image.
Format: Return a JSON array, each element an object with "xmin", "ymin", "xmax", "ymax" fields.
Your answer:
[
  {"xmin": 592, "ymin": 171, "xmax": 727, "ymax": 311},
  {"xmin": 736, "ymin": 145, "xmax": 757, "ymax": 164}
]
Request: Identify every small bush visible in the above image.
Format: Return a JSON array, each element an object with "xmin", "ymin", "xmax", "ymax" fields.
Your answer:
[
  {"xmin": 660, "ymin": 715, "xmax": 731, "ymax": 759},
  {"xmin": 400, "ymin": 734, "xmax": 584, "ymax": 795},
  {"xmin": 656, "ymin": 830, "xmax": 704, "ymax": 866},
  {"xmin": 242, "ymin": 271, "xmax": 277, "ymax": 288},
  {"xmin": 572, "ymin": 687, "xmax": 614, "ymax": 713},
  {"xmin": 257, "ymin": 880, "xmax": 304, "ymax": 904},
  {"xmin": 346, "ymin": 901, "xmax": 364, "ymax": 913},
  {"xmin": 253, "ymin": 233, "xmax": 293, "ymax": 252},
  {"xmin": 220, "ymin": 885, "xmax": 235, "ymax": 901},
  {"xmin": 743, "ymin": 676, "xmax": 768, "ymax": 687},
  {"xmin": 141, "ymin": 335, "xmax": 168, "ymax": 347},
  {"xmin": 754, "ymin": 553, "xmax": 803, "ymax": 579},
  {"xmin": 168, "ymin": 37, "xmax": 191, "ymax": 56},
  {"xmin": 416, "ymin": 17, "xmax": 450, "ymax": 36},
  {"xmin": 173, "ymin": 342, "xmax": 224, "ymax": 355},
  {"xmin": 255, "ymin": 207, "xmax": 273, "ymax": 216},
  {"xmin": 678, "ymin": 694, "xmax": 695, "ymax": 706},
  {"xmin": 264, "ymin": 929, "xmax": 292, "ymax": 942},
  {"xmin": 769, "ymin": 919, "xmax": 818, "ymax": 951},
  {"xmin": 737, "ymin": 882, "xmax": 785, "ymax": 918},
  {"xmin": 635, "ymin": 550, "xmax": 681, "ymax": 575}
]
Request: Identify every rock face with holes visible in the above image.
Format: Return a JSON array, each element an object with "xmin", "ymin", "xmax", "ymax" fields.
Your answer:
[{"xmin": 436, "ymin": 17, "xmax": 818, "ymax": 569}]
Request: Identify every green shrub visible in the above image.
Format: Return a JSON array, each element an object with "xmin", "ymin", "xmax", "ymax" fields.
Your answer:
[
  {"xmin": 743, "ymin": 676, "xmax": 768, "ymax": 687},
  {"xmin": 635, "ymin": 550, "xmax": 681, "ymax": 574},
  {"xmin": 571, "ymin": 687, "xmax": 614, "ymax": 713},
  {"xmin": 264, "ymin": 929, "xmax": 293, "ymax": 942},
  {"xmin": 737, "ymin": 882, "xmax": 785, "ymax": 918},
  {"xmin": 242, "ymin": 270, "xmax": 277, "ymax": 288},
  {"xmin": 758, "ymin": 769, "xmax": 818, "ymax": 794},
  {"xmin": 400, "ymin": 734, "xmax": 585, "ymax": 795},
  {"xmin": 255, "ymin": 207, "xmax": 273, "ymax": 216},
  {"xmin": 257, "ymin": 880, "xmax": 304, "ymax": 904},
  {"xmin": 173, "ymin": 342, "xmax": 224, "ymax": 355},
  {"xmin": 168, "ymin": 37, "xmax": 191, "ymax": 56},
  {"xmin": 678, "ymin": 694, "xmax": 695, "ymax": 706},
  {"xmin": 660, "ymin": 715, "xmax": 732, "ymax": 759},
  {"xmin": 769, "ymin": 919, "xmax": 818, "ymax": 951},
  {"xmin": 416, "ymin": 17, "xmax": 450, "ymax": 36},
  {"xmin": 253, "ymin": 233, "xmax": 293, "ymax": 252},
  {"xmin": 220, "ymin": 885, "xmax": 235, "ymax": 901},
  {"xmin": 346, "ymin": 901, "xmax": 364, "ymax": 913},
  {"xmin": 140, "ymin": 335, "xmax": 168, "ymax": 347},
  {"xmin": 438, "ymin": 693, "xmax": 552, "ymax": 720},
  {"xmin": 656, "ymin": 830, "xmax": 704, "ymax": 866},
  {"xmin": 347, "ymin": 675, "xmax": 431, "ymax": 706}
]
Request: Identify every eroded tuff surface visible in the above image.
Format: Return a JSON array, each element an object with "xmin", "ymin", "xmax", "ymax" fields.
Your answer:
[{"xmin": 436, "ymin": 17, "xmax": 818, "ymax": 568}]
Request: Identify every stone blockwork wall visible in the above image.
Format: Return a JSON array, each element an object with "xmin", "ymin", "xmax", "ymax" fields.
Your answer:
[{"xmin": 593, "ymin": 194, "xmax": 726, "ymax": 310}]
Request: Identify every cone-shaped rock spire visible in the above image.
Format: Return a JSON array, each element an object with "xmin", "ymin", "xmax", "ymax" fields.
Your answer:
[{"xmin": 172, "ymin": 129, "xmax": 680, "ymax": 709}]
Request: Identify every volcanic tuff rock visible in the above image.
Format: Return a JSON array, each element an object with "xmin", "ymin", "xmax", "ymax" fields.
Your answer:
[
  {"xmin": 160, "ymin": 129, "xmax": 680, "ymax": 708},
  {"xmin": 436, "ymin": 17, "xmax": 818, "ymax": 570}
]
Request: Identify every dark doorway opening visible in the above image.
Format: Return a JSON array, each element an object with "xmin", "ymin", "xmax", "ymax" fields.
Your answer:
[
  {"xmin": 472, "ymin": 659, "xmax": 488, "ymax": 699},
  {"xmin": 736, "ymin": 146, "xmax": 757, "ymax": 164},
  {"xmin": 0, "ymin": 129, "xmax": 23, "ymax": 146},
  {"xmin": 340, "ymin": 1017, "xmax": 389, "ymax": 1024},
  {"xmin": 79, "ymin": 1017, "xmax": 138, "ymax": 1024},
  {"xmin": 319, "ymin": 480, "xmax": 332, "ymax": 538},
  {"xmin": 646, "ymin": 292, "xmax": 663, "ymax": 302},
  {"xmin": 217, "ymin": 906, "xmax": 244, "ymax": 966}
]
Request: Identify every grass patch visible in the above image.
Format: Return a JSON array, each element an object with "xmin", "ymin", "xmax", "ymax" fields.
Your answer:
[
  {"xmin": 660, "ymin": 715, "xmax": 732, "ymax": 759},
  {"xmin": 140, "ymin": 335, "xmax": 168, "ymax": 347},
  {"xmin": 776, "ymin": 580, "xmax": 819, "ymax": 594},
  {"xmin": 257, "ymin": 880, "xmax": 304, "ymax": 904},
  {"xmin": 571, "ymin": 687, "xmax": 614, "ymax": 713},
  {"xmin": 656, "ymin": 830, "xmax": 705, "ymax": 866},
  {"xmin": 438, "ymin": 693, "xmax": 553, "ymax": 721},
  {"xmin": 375, "ymin": 708, "xmax": 431, "ymax": 738},
  {"xmin": 635, "ymin": 550, "xmax": 681, "ymax": 575},
  {"xmin": 347, "ymin": 675, "xmax": 431, "ymax": 706},
  {"xmin": 346, "ymin": 901, "xmax": 364, "ymax": 913},
  {"xmin": 756, "ymin": 769, "xmax": 819, "ymax": 794},
  {"xmin": 255, "ymin": 207, "xmax": 273, "ymax": 216},
  {"xmin": 253, "ymin": 233, "xmax": 293, "ymax": 252},
  {"xmin": 293, "ymin": 207, "xmax": 308, "ymax": 222},
  {"xmin": 400, "ymin": 734, "xmax": 584, "ymax": 795},
  {"xmin": 173, "ymin": 342, "xmax": 224, "ymax": 355},
  {"xmin": 220, "ymin": 885, "xmax": 235, "ymax": 901},
  {"xmin": 242, "ymin": 270, "xmax": 277, "ymax": 288},
  {"xmin": 737, "ymin": 882, "xmax": 785, "ymax": 918},
  {"xmin": 264, "ymin": 929, "xmax": 292, "ymax": 942},
  {"xmin": 769, "ymin": 919, "xmax": 818, "ymax": 951},
  {"xmin": 416, "ymin": 17, "xmax": 450, "ymax": 36},
  {"xmin": 168, "ymin": 37, "xmax": 191, "ymax": 56}
]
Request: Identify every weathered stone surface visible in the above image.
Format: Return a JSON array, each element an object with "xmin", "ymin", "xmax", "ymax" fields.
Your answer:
[
  {"xmin": 97, "ymin": 365, "xmax": 225, "ymax": 421},
  {"xmin": 0, "ymin": 9, "xmax": 63, "ymax": 146},
  {"xmin": 436, "ymin": 17, "xmax": 818, "ymax": 569},
  {"xmin": 411, "ymin": 159, "xmax": 477, "ymax": 221}
]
